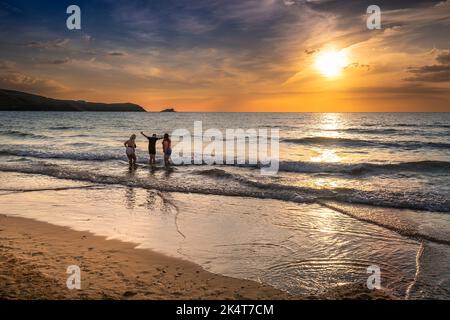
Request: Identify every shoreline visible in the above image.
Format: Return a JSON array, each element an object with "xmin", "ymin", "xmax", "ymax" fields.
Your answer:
[
  {"xmin": 0, "ymin": 214, "xmax": 395, "ymax": 300},
  {"xmin": 0, "ymin": 215, "xmax": 293, "ymax": 300},
  {"xmin": 0, "ymin": 169, "xmax": 406, "ymax": 300}
]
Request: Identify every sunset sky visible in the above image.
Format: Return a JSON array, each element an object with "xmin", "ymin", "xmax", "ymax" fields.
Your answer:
[{"xmin": 0, "ymin": 0, "xmax": 449, "ymax": 111}]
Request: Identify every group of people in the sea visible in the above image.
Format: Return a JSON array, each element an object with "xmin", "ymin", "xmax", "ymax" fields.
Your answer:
[{"xmin": 124, "ymin": 132, "xmax": 172, "ymax": 167}]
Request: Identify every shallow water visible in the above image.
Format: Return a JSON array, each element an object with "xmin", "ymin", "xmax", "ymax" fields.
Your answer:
[
  {"xmin": 0, "ymin": 172, "xmax": 423, "ymax": 298},
  {"xmin": 1, "ymin": 112, "xmax": 449, "ymax": 212},
  {"xmin": 1, "ymin": 112, "xmax": 449, "ymax": 298}
]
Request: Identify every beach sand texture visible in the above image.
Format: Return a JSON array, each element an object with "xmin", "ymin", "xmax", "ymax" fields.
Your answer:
[{"xmin": 0, "ymin": 171, "xmax": 424, "ymax": 300}]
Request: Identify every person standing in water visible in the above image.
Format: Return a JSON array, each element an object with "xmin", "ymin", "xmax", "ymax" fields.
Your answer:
[
  {"xmin": 124, "ymin": 134, "xmax": 137, "ymax": 167},
  {"xmin": 162, "ymin": 133, "xmax": 172, "ymax": 167},
  {"xmin": 140, "ymin": 131, "xmax": 161, "ymax": 165}
]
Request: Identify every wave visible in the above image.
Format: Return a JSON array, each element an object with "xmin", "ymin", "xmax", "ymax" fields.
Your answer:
[
  {"xmin": 0, "ymin": 130, "xmax": 47, "ymax": 139},
  {"xmin": 48, "ymin": 126, "xmax": 80, "ymax": 130},
  {"xmin": 1, "ymin": 163, "xmax": 449, "ymax": 213},
  {"xmin": 1, "ymin": 164, "xmax": 450, "ymax": 249},
  {"xmin": 320, "ymin": 127, "xmax": 448, "ymax": 137},
  {"xmin": 194, "ymin": 168, "xmax": 450, "ymax": 212},
  {"xmin": 276, "ymin": 160, "xmax": 450, "ymax": 175},
  {"xmin": 396, "ymin": 123, "xmax": 450, "ymax": 129},
  {"xmin": 282, "ymin": 137, "xmax": 450, "ymax": 149},
  {"xmin": 0, "ymin": 149, "xmax": 123, "ymax": 162},
  {"xmin": 362, "ymin": 123, "xmax": 450, "ymax": 129},
  {"xmin": 65, "ymin": 142, "xmax": 97, "ymax": 147},
  {"xmin": 1, "ymin": 148, "xmax": 449, "ymax": 176},
  {"xmin": 195, "ymin": 168, "xmax": 237, "ymax": 179},
  {"xmin": 339, "ymin": 128, "xmax": 400, "ymax": 135},
  {"xmin": 321, "ymin": 127, "xmax": 401, "ymax": 135}
]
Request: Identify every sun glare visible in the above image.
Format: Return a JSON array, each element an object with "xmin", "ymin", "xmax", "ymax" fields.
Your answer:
[{"xmin": 315, "ymin": 50, "xmax": 349, "ymax": 78}]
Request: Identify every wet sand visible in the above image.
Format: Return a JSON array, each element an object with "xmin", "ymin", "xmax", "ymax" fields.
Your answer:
[
  {"xmin": 0, "ymin": 215, "xmax": 395, "ymax": 300},
  {"xmin": 0, "ymin": 171, "xmax": 404, "ymax": 299},
  {"xmin": 0, "ymin": 215, "xmax": 293, "ymax": 300}
]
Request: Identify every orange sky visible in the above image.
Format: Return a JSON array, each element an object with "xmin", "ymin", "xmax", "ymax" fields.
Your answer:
[{"xmin": 0, "ymin": 0, "xmax": 449, "ymax": 111}]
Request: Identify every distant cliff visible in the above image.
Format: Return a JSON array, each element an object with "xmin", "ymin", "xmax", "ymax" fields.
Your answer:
[{"xmin": 0, "ymin": 89, "xmax": 146, "ymax": 112}]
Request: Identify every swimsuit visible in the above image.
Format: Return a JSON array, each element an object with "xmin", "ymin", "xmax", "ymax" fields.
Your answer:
[
  {"xmin": 163, "ymin": 139, "xmax": 172, "ymax": 156},
  {"xmin": 126, "ymin": 144, "xmax": 136, "ymax": 156}
]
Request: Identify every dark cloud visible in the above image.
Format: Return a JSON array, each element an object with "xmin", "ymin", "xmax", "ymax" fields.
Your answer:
[
  {"xmin": 406, "ymin": 65, "xmax": 450, "ymax": 82},
  {"xmin": 38, "ymin": 58, "xmax": 71, "ymax": 65},
  {"xmin": 0, "ymin": 0, "xmax": 447, "ymax": 109},
  {"xmin": 108, "ymin": 52, "xmax": 126, "ymax": 57},
  {"xmin": 407, "ymin": 50, "xmax": 450, "ymax": 82},
  {"xmin": 305, "ymin": 49, "xmax": 318, "ymax": 55},
  {"xmin": 345, "ymin": 62, "xmax": 371, "ymax": 71},
  {"xmin": 437, "ymin": 51, "xmax": 450, "ymax": 64},
  {"xmin": 26, "ymin": 39, "xmax": 70, "ymax": 50}
]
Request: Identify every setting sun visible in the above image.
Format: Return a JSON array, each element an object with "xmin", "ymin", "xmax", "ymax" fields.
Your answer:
[{"xmin": 315, "ymin": 50, "xmax": 349, "ymax": 78}]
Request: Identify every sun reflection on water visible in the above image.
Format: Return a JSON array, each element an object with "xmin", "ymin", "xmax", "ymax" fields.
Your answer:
[
  {"xmin": 311, "ymin": 113, "xmax": 343, "ymax": 163},
  {"xmin": 311, "ymin": 149, "xmax": 341, "ymax": 163},
  {"xmin": 318, "ymin": 113, "xmax": 343, "ymax": 137}
]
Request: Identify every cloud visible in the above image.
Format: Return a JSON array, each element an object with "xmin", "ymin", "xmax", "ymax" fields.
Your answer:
[
  {"xmin": 406, "ymin": 65, "xmax": 450, "ymax": 82},
  {"xmin": 406, "ymin": 50, "xmax": 450, "ymax": 82},
  {"xmin": 26, "ymin": 39, "xmax": 70, "ymax": 50},
  {"xmin": 0, "ymin": 0, "xmax": 448, "ymax": 110},
  {"xmin": 108, "ymin": 52, "xmax": 126, "ymax": 57},
  {"xmin": 37, "ymin": 58, "xmax": 71, "ymax": 65},
  {"xmin": 345, "ymin": 62, "xmax": 371, "ymax": 71},
  {"xmin": 0, "ymin": 59, "xmax": 15, "ymax": 70},
  {"xmin": 344, "ymin": 84, "xmax": 450, "ymax": 95},
  {"xmin": 437, "ymin": 51, "xmax": 450, "ymax": 64},
  {"xmin": 0, "ymin": 72, "xmax": 67, "ymax": 93},
  {"xmin": 174, "ymin": 15, "xmax": 217, "ymax": 34},
  {"xmin": 305, "ymin": 49, "xmax": 318, "ymax": 55}
]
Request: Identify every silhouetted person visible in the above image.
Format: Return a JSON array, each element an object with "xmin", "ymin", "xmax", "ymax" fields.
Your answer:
[
  {"xmin": 162, "ymin": 133, "xmax": 172, "ymax": 167},
  {"xmin": 141, "ymin": 131, "xmax": 161, "ymax": 165},
  {"xmin": 124, "ymin": 134, "xmax": 137, "ymax": 167}
]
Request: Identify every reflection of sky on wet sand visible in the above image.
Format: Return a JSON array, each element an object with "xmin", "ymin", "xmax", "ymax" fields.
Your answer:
[{"xmin": 0, "ymin": 172, "xmax": 424, "ymax": 297}]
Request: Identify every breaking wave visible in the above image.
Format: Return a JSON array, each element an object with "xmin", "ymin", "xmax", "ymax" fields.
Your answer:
[{"xmin": 282, "ymin": 137, "xmax": 450, "ymax": 149}]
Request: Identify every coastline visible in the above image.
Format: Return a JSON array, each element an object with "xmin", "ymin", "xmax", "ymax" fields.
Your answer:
[
  {"xmin": 0, "ymin": 215, "xmax": 395, "ymax": 300},
  {"xmin": 0, "ymin": 215, "xmax": 292, "ymax": 300},
  {"xmin": 0, "ymin": 170, "xmax": 418, "ymax": 300}
]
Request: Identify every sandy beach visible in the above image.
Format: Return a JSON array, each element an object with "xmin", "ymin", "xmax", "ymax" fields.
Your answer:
[
  {"xmin": 0, "ymin": 170, "xmax": 408, "ymax": 300},
  {"xmin": 0, "ymin": 214, "xmax": 397, "ymax": 300},
  {"xmin": 0, "ymin": 0, "xmax": 449, "ymax": 304},
  {"xmin": 0, "ymin": 215, "xmax": 294, "ymax": 300}
]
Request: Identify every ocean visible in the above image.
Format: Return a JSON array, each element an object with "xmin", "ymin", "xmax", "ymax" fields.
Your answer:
[{"xmin": 1, "ymin": 112, "xmax": 449, "ymax": 298}]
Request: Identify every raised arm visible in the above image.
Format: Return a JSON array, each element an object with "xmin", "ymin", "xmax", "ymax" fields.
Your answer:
[{"xmin": 140, "ymin": 131, "xmax": 149, "ymax": 138}]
